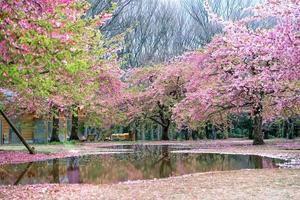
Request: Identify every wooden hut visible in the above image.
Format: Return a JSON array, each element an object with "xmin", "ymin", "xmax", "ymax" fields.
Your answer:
[
  {"xmin": 0, "ymin": 112, "xmax": 72, "ymax": 144},
  {"xmin": 0, "ymin": 114, "xmax": 10, "ymax": 144},
  {"xmin": 0, "ymin": 113, "xmax": 35, "ymax": 144},
  {"xmin": 0, "ymin": 106, "xmax": 88, "ymax": 145}
]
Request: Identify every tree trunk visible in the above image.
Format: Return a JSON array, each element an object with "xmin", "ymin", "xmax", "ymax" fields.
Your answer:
[
  {"xmin": 248, "ymin": 115, "xmax": 254, "ymax": 139},
  {"xmin": 212, "ymin": 125, "xmax": 217, "ymax": 140},
  {"xmin": 161, "ymin": 125, "xmax": 169, "ymax": 140},
  {"xmin": 287, "ymin": 118, "xmax": 294, "ymax": 139},
  {"xmin": 181, "ymin": 126, "xmax": 189, "ymax": 140},
  {"xmin": 205, "ymin": 122, "xmax": 210, "ymax": 139},
  {"xmin": 283, "ymin": 119, "xmax": 288, "ymax": 138},
  {"xmin": 252, "ymin": 105, "xmax": 265, "ymax": 145},
  {"xmin": 69, "ymin": 108, "xmax": 79, "ymax": 141},
  {"xmin": 50, "ymin": 110, "xmax": 60, "ymax": 142}
]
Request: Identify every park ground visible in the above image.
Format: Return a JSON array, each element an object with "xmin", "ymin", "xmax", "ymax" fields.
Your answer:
[{"xmin": 0, "ymin": 138, "xmax": 300, "ymax": 199}]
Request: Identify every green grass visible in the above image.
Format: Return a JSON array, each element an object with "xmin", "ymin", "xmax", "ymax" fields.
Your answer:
[{"xmin": 49, "ymin": 140, "xmax": 79, "ymax": 145}]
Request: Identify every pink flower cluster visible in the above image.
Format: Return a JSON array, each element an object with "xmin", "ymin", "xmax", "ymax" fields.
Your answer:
[{"xmin": 174, "ymin": 0, "xmax": 300, "ymax": 126}]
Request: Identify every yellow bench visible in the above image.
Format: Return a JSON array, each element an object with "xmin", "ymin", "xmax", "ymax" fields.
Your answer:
[{"xmin": 111, "ymin": 133, "xmax": 130, "ymax": 141}]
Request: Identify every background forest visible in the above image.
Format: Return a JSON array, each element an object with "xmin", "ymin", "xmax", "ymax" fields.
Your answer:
[
  {"xmin": 87, "ymin": 0, "xmax": 299, "ymax": 141},
  {"xmin": 0, "ymin": 0, "xmax": 299, "ymax": 144}
]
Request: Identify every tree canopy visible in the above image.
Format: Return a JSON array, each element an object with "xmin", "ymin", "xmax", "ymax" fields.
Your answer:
[
  {"xmin": 0, "ymin": 0, "xmax": 121, "ymax": 126},
  {"xmin": 174, "ymin": 0, "xmax": 300, "ymax": 144}
]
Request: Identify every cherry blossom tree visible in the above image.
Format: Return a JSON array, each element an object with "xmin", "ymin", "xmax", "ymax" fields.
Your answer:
[
  {"xmin": 123, "ymin": 57, "xmax": 195, "ymax": 140},
  {"xmin": 175, "ymin": 0, "xmax": 300, "ymax": 144},
  {"xmin": 0, "ymin": 0, "xmax": 120, "ymax": 142}
]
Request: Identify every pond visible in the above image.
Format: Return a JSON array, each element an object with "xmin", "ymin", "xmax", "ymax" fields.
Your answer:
[{"xmin": 0, "ymin": 145, "xmax": 285, "ymax": 185}]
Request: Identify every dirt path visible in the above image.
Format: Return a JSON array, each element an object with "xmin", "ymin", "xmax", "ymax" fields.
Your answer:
[{"xmin": 1, "ymin": 169, "xmax": 299, "ymax": 200}]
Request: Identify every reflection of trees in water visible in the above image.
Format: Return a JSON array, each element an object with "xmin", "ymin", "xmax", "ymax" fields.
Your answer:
[
  {"xmin": 67, "ymin": 157, "xmax": 80, "ymax": 184},
  {"xmin": 14, "ymin": 162, "xmax": 33, "ymax": 185},
  {"xmin": 52, "ymin": 159, "xmax": 60, "ymax": 183},
  {"xmin": 194, "ymin": 154, "xmax": 277, "ymax": 171},
  {"xmin": 0, "ymin": 146, "xmax": 281, "ymax": 185},
  {"xmin": 249, "ymin": 156, "xmax": 262, "ymax": 168},
  {"xmin": 195, "ymin": 154, "xmax": 222, "ymax": 171},
  {"xmin": 138, "ymin": 145, "xmax": 174, "ymax": 178},
  {"xmin": 158, "ymin": 145, "xmax": 172, "ymax": 178},
  {"xmin": 249, "ymin": 155, "xmax": 276, "ymax": 169},
  {"xmin": 77, "ymin": 152, "xmax": 276, "ymax": 184},
  {"xmin": 127, "ymin": 145, "xmax": 174, "ymax": 178},
  {"xmin": 0, "ymin": 163, "xmax": 32, "ymax": 185},
  {"xmin": 0, "ymin": 160, "xmax": 60, "ymax": 185}
]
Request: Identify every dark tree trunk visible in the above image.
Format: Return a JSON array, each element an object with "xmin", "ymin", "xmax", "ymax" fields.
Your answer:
[
  {"xmin": 205, "ymin": 122, "xmax": 210, "ymax": 139},
  {"xmin": 50, "ymin": 109, "xmax": 60, "ymax": 142},
  {"xmin": 69, "ymin": 108, "xmax": 79, "ymax": 141},
  {"xmin": 181, "ymin": 126, "xmax": 189, "ymax": 140},
  {"xmin": 248, "ymin": 115, "xmax": 254, "ymax": 139},
  {"xmin": 287, "ymin": 118, "xmax": 294, "ymax": 139},
  {"xmin": 283, "ymin": 120, "xmax": 288, "ymax": 138},
  {"xmin": 191, "ymin": 130, "xmax": 197, "ymax": 140},
  {"xmin": 252, "ymin": 105, "xmax": 265, "ymax": 145},
  {"xmin": 161, "ymin": 125, "xmax": 169, "ymax": 140},
  {"xmin": 212, "ymin": 125, "xmax": 217, "ymax": 140},
  {"xmin": 79, "ymin": 121, "xmax": 85, "ymax": 136},
  {"xmin": 130, "ymin": 125, "xmax": 137, "ymax": 141}
]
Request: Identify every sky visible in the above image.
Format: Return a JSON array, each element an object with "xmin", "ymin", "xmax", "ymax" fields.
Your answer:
[
  {"xmin": 160, "ymin": 0, "xmax": 181, "ymax": 6},
  {"xmin": 160, "ymin": 0, "xmax": 181, "ymax": 3}
]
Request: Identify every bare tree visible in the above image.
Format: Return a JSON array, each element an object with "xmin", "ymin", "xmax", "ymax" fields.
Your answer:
[{"xmin": 87, "ymin": 0, "xmax": 257, "ymax": 68}]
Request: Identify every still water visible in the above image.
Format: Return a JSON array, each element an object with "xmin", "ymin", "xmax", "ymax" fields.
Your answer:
[{"xmin": 0, "ymin": 145, "xmax": 285, "ymax": 185}]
